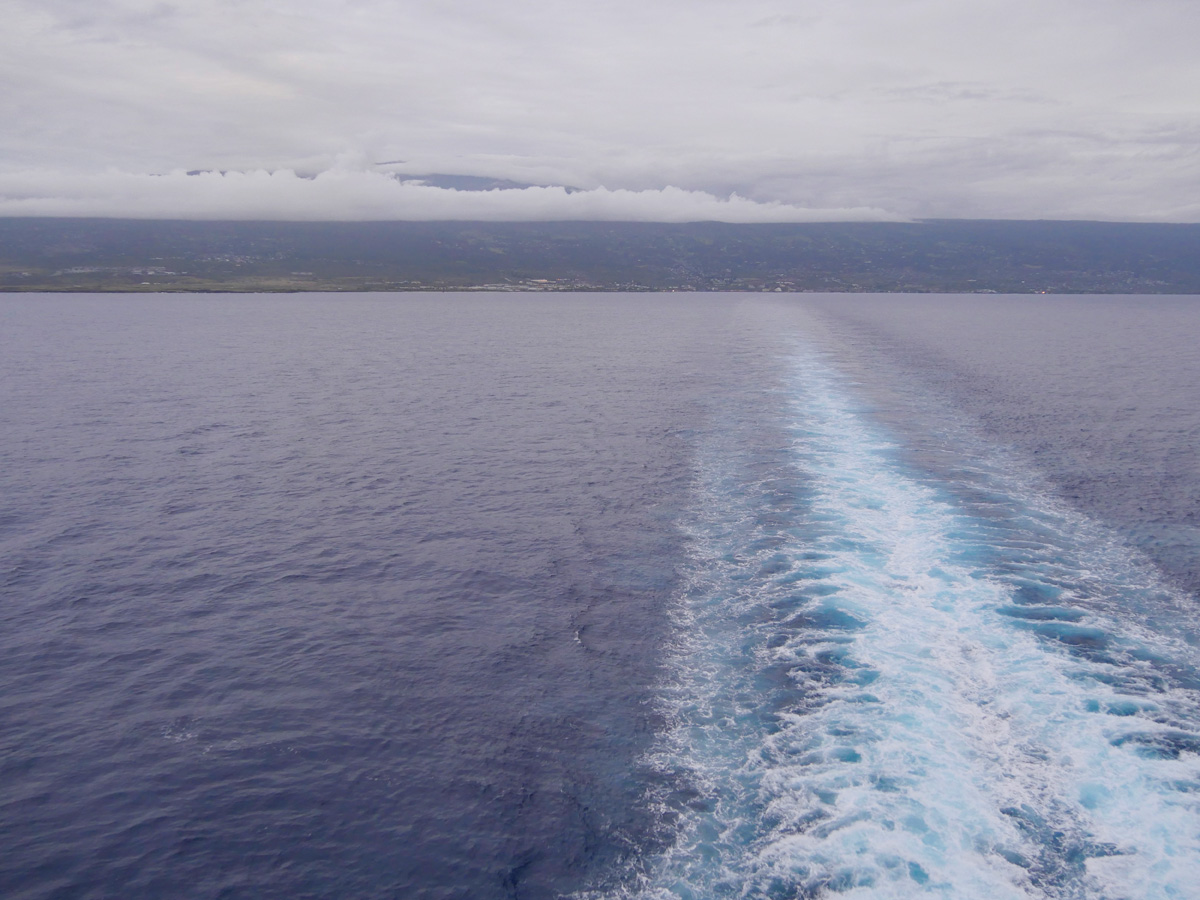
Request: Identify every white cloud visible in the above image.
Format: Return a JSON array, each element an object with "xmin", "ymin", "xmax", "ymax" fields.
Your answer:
[
  {"xmin": 2, "ymin": 0, "xmax": 1199, "ymax": 220},
  {"xmin": 0, "ymin": 168, "xmax": 903, "ymax": 222}
]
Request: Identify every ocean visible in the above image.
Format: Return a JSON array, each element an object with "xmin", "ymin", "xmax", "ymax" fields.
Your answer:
[{"xmin": 1, "ymin": 292, "xmax": 1197, "ymax": 899}]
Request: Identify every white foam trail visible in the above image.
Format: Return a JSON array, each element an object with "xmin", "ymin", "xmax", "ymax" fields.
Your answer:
[{"xmin": 606, "ymin": 347, "xmax": 1200, "ymax": 900}]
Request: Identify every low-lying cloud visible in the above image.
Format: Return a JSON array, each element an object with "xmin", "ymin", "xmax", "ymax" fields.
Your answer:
[
  {"xmin": 0, "ymin": 168, "xmax": 903, "ymax": 223},
  {"xmin": 6, "ymin": 1, "xmax": 1199, "ymax": 222}
]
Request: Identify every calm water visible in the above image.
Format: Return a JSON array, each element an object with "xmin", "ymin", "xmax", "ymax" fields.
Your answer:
[{"xmin": 1, "ymin": 293, "xmax": 1198, "ymax": 899}]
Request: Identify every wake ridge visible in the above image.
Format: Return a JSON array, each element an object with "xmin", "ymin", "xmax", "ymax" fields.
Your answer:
[{"xmin": 604, "ymin": 346, "xmax": 1200, "ymax": 900}]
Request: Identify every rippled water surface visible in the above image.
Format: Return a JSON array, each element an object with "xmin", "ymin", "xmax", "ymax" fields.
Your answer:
[{"xmin": 2, "ymin": 293, "xmax": 1198, "ymax": 899}]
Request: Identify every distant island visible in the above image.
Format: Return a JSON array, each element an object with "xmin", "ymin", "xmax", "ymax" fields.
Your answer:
[{"xmin": 3, "ymin": 218, "xmax": 1200, "ymax": 293}]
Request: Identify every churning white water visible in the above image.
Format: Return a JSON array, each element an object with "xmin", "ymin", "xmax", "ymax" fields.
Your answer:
[{"xmin": 624, "ymin": 346, "xmax": 1200, "ymax": 900}]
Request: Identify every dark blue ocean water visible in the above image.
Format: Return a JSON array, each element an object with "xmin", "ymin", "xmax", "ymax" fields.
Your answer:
[{"xmin": 2, "ymin": 293, "xmax": 1198, "ymax": 900}]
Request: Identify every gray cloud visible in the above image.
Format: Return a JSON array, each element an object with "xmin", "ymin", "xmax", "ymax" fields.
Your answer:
[{"xmin": 2, "ymin": 0, "xmax": 1198, "ymax": 221}]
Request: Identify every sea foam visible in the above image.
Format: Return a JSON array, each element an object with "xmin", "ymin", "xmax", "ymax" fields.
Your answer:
[{"xmin": 618, "ymin": 346, "xmax": 1200, "ymax": 899}]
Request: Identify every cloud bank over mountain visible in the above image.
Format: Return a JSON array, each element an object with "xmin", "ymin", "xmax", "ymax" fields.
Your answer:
[
  {"xmin": 3, "ymin": 0, "xmax": 1198, "ymax": 221},
  {"xmin": 0, "ymin": 169, "xmax": 902, "ymax": 222}
]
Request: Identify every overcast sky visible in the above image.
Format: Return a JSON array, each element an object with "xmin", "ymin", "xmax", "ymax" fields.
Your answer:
[{"xmin": 2, "ymin": 0, "xmax": 1198, "ymax": 221}]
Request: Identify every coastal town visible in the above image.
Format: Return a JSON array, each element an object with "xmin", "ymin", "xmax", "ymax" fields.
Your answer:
[{"xmin": 3, "ymin": 218, "xmax": 1197, "ymax": 294}]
